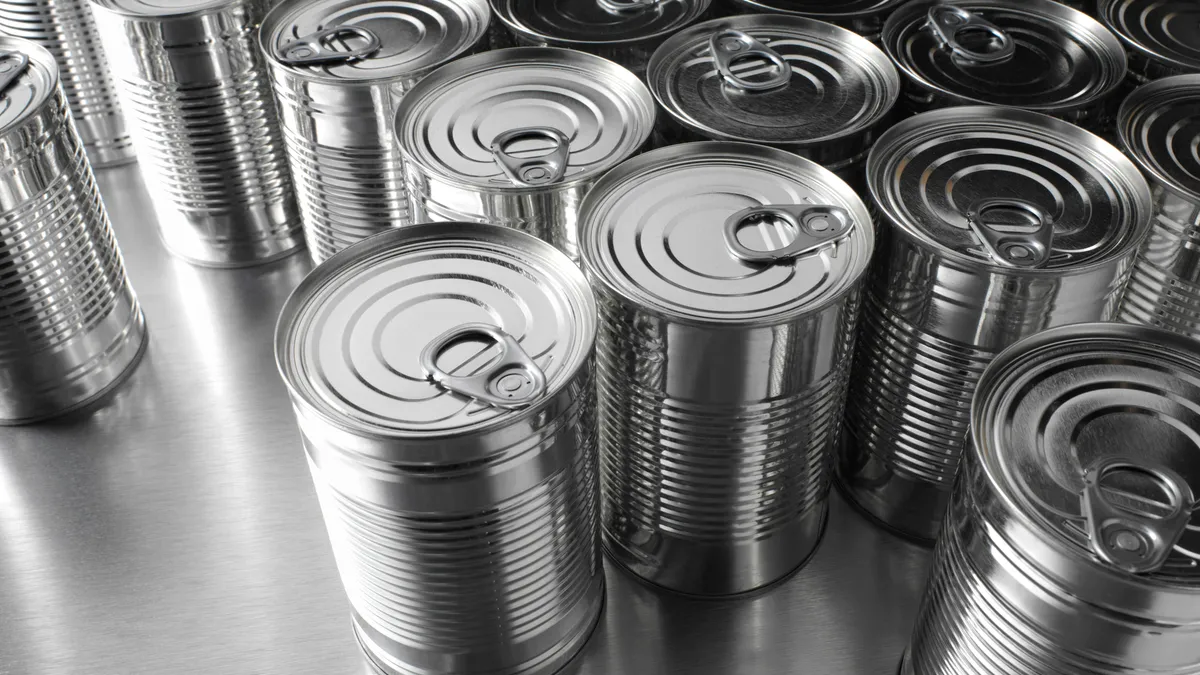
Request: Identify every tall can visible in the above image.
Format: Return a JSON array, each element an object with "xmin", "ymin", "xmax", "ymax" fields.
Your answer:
[
  {"xmin": 393, "ymin": 47, "xmax": 656, "ymax": 262},
  {"xmin": 715, "ymin": 0, "xmax": 902, "ymax": 44},
  {"xmin": 0, "ymin": 37, "xmax": 146, "ymax": 424},
  {"xmin": 260, "ymin": 0, "xmax": 490, "ymax": 265},
  {"xmin": 580, "ymin": 142, "xmax": 875, "ymax": 596},
  {"xmin": 648, "ymin": 14, "xmax": 899, "ymax": 189},
  {"xmin": 0, "ymin": 0, "xmax": 133, "ymax": 167},
  {"xmin": 1098, "ymin": 0, "xmax": 1200, "ymax": 83},
  {"xmin": 904, "ymin": 322, "xmax": 1200, "ymax": 675},
  {"xmin": 841, "ymin": 107, "xmax": 1152, "ymax": 542},
  {"xmin": 90, "ymin": 0, "xmax": 305, "ymax": 267},
  {"xmin": 276, "ymin": 223, "xmax": 603, "ymax": 675}
]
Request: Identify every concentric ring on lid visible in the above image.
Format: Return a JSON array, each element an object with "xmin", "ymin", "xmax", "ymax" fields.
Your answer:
[
  {"xmin": 580, "ymin": 141, "xmax": 874, "ymax": 325},
  {"xmin": 724, "ymin": 0, "xmax": 902, "ymax": 20},
  {"xmin": 1119, "ymin": 75, "xmax": 1200, "ymax": 201},
  {"xmin": 275, "ymin": 223, "xmax": 596, "ymax": 439},
  {"xmin": 490, "ymin": 0, "xmax": 709, "ymax": 46},
  {"xmin": 1100, "ymin": 0, "xmax": 1200, "ymax": 73},
  {"xmin": 0, "ymin": 37, "xmax": 57, "ymax": 135},
  {"xmin": 867, "ymin": 106, "xmax": 1152, "ymax": 272},
  {"xmin": 90, "ymin": 0, "xmax": 236, "ymax": 18}
]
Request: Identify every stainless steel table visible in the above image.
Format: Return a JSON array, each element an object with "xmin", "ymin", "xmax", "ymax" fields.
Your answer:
[{"xmin": 0, "ymin": 165, "xmax": 932, "ymax": 675}]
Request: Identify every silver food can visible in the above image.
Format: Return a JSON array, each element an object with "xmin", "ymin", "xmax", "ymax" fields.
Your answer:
[
  {"xmin": 648, "ymin": 14, "xmax": 899, "ymax": 189},
  {"xmin": 1099, "ymin": 0, "xmax": 1200, "ymax": 82},
  {"xmin": 275, "ymin": 223, "xmax": 603, "ymax": 675},
  {"xmin": 90, "ymin": 0, "xmax": 305, "ymax": 267},
  {"xmin": 882, "ymin": 0, "xmax": 1127, "ymax": 135},
  {"xmin": 716, "ymin": 0, "xmax": 902, "ymax": 44},
  {"xmin": 0, "ymin": 37, "xmax": 146, "ymax": 424},
  {"xmin": 393, "ymin": 47, "xmax": 656, "ymax": 262},
  {"xmin": 260, "ymin": 0, "xmax": 489, "ymax": 265},
  {"xmin": 842, "ymin": 107, "xmax": 1152, "ymax": 542},
  {"xmin": 580, "ymin": 142, "xmax": 875, "ymax": 596},
  {"xmin": 0, "ymin": 0, "xmax": 133, "ymax": 167},
  {"xmin": 904, "ymin": 322, "xmax": 1200, "ymax": 675}
]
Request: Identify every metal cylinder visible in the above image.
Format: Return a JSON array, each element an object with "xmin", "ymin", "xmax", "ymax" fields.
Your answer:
[
  {"xmin": 276, "ymin": 223, "xmax": 603, "ymax": 675},
  {"xmin": 1098, "ymin": 0, "xmax": 1200, "ymax": 83},
  {"xmin": 260, "ymin": 0, "xmax": 490, "ymax": 265},
  {"xmin": 0, "ymin": 0, "xmax": 134, "ymax": 167},
  {"xmin": 715, "ymin": 0, "xmax": 902, "ymax": 43},
  {"xmin": 841, "ymin": 107, "xmax": 1152, "ymax": 542},
  {"xmin": 0, "ymin": 37, "xmax": 146, "ymax": 424},
  {"xmin": 580, "ymin": 142, "xmax": 874, "ymax": 596},
  {"xmin": 903, "ymin": 322, "xmax": 1200, "ymax": 675},
  {"xmin": 89, "ymin": 0, "xmax": 305, "ymax": 267},
  {"xmin": 393, "ymin": 47, "xmax": 656, "ymax": 262}
]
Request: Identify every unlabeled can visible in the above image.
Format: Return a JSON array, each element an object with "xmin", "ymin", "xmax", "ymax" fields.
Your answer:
[
  {"xmin": 580, "ymin": 142, "xmax": 874, "ymax": 596},
  {"xmin": 0, "ymin": 37, "xmax": 146, "ymax": 424},
  {"xmin": 393, "ymin": 47, "xmax": 656, "ymax": 262},
  {"xmin": 276, "ymin": 223, "xmax": 603, "ymax": 675},
  {"xmin": 1099, "ymin": 0, "xmax": 1200, "ymax": 82},
  {"xmin": 716, "ymin": 0, "xmax": 902, "ymax": 44},
  {"xmin": 260, "ymin": 0, "xmax": 490, "ymax": 264},
  {"xmin": 841, "ymin": 107, "xmax": 1152, "ymax": 542},
  {"xmin": 0, "ymin": 0, "xmax": 133, "ymax": 167},
  {"xmin": 90, "ymin": 0, "xmax": 305, "ymax": 267},
  {"xmin": 648, "ymin": 14, "xmax": 899, "ymax": 189},
  {"xmin": 903, "ymin": 322, "xmax": 1200, "ymax": 675}
]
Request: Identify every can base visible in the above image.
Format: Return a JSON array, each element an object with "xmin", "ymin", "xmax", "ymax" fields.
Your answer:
[{"xmin": 836, "ymin": 432, "xmax": 947, "ymax": 545}]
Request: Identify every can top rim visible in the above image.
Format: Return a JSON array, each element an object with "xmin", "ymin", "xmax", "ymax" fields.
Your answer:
[
  {"xmin": 90, "ymin": 0, "xmax": 237, "ymax": 19},
  {"xmin": 489, "ymin": 0, "xmax": 711, "ymax": 47},
  {"xmin": 1118, "ymin": 75, "xmax": 1200, "ymax": 201},
  {"xmin": 721, "ymin": 0, "xmax": 904, "ymax": 20},
  {"xmin": 1099, "ymin": 0, "xmax": 1200, "ymax": 72},
  {"xmin": 0, "ymin": 37, "xmax": 58, "ymax": 138}
]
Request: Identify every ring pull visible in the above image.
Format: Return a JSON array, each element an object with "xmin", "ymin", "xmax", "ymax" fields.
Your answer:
[
  {"xmin": 966, "ymin": 199, "xmax": 1055, "ymax": 269},
  {"xmin": 925, "ymin": 5, "xmax": 1016, "ymax": 64},
  {"xmin": 0, "ymin": 50, "xmax": 29, "ymax": 98},
  {"xmin": 276, "ymin": 26, "xmax": 382, "ymax": 66},
  {"xmin": 709, "ymin": 29, "xmax": 792, "ymax": 92},
  {"xmin": 723, "ymin": 204, "xmax": 853, "ymax": 264},
  {"xmin": 596, "ymin": 0, "xmax": 662, "ymax": 14},
  {"xmin": 490, "ymin": 127, "xmax": 570, "ymax": 187},
  {"xmin": 420, "ymin": 323, "xmax": 547, "ymax": 410},
  {"xmin": 1081, "ymin": 458, "xmax": 1196, "ymax": 575}
]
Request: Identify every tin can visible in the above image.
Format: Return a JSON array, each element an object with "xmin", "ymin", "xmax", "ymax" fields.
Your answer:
[
  {"xmin": 715, "ymin": 0, "xmax": 902, "ymax": 44},
  {"xmin": 1098, "ymin": 0, "xmax": 1200, "ymax": 83},
  {"xmin": 648, "ymin": 14, "xmax": 899, "ymax": 189},
  {"xmin": 90, "ymin": 0, "xmax": 305, "ymax": 267},
  {"xmin": 275, "ymin": 223, "xmax": 603, "ymax": 675},
  {"xmin": 580, "ymin": 142, "xmax": 874, "ymax": 596},
  {"xmin": 0, "ymin": 37, "xmax": 146, "ymax": 424},
  {"xmin": 903, "ymin": 322, "xmax": 1200, "ymax": 675},
  {"xmin": 0, "ymin": 0, "xmax": 134, "ymax": 167},
  {"xmin": 393, "ymin": 47, "xmax": 656, "ymax": 263},
  {"xmin": 841, "ymin": 107, "xmax": 1152, "ymax": 542},
  {"xmin": 260, "ymin": 0, "xmax": 490, "ymax": 265}
]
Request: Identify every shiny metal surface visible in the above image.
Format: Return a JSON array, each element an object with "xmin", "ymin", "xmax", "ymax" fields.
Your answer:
[
  {"xmin": 1099, "ymin": 0, "xmax": 1200, "ymax": 82},
  {"xmin": 90, "ymin": 0, "xmax": 305, "ymax": 267},
  {"xmin": 716, "ymin": 0, "xmax": 902, "ymax": 43}
]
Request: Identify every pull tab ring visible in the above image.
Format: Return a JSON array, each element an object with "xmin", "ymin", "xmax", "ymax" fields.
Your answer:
[
  {"xmin": 421, "ymin": 323, "xmax": 547, "ymax": 410},
  {"xmin": 724, "ymin": 204, "xmax": 853, "ymax": 264},
  {"xmin": 966, "ymin": 198, "xmax": 1055, "ymax": 269},
  {"xmin": 277, "ymin": 26, "xmax": 382, "ymax": 66},
  {"xmin": 596, "ymin": 0, "xmax": 661, "ymax": 14},
  {"xmin": 925, "ymin": 5, "xmax": 1016, "ymax": 64},
  {"xmin": 490, "ymin": 127, "xmax": 570, "ymax": 187},
  {"xmin": 0, "ymin": 50, "xmax": 29, "ymax": 98},
  {"xmin": 709, "ymin": 29, "xmax": 792, "ymax": 92}
]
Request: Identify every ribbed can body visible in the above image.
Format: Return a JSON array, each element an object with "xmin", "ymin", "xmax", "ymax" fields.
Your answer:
[{"xmin": 1119, "ymin": 187, "xmax": 1200, "ymax": 335}]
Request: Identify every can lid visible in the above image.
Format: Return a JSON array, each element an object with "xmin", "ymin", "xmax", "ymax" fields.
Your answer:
[
  {"xmin": 973, "ymin": 323, "xmax": 1200, "ymax": 581},
  {"xmin": 1119, "ymin": 76, "xmax": 1200, "ymax": 201},
  {"xmin": 580, "ymin": 142, "xmax": 873, "ymax": 325},
  {"xmin": 867, "ymin": 107, "xmax": 1151, "ymax": 271},
  {"xmin": 90, "ymin": 0, "xmax": 236, "ymax": 18},
  {"xmin": 490, "ymin": 0, "xmax": 709, "ymax": 47},
  {"xmin": 1100, "ymin": 0, "xmax": 1200, "ymax": 73},
  {"xmin": 648, "ymin": 15, "xmax": 898, "ymax": 146},
  {"xmin": 723, "ymin": 0, "xmax": 902, "ymax": 20},
  {"xmin": 882, "ymin": 0, "xmax": 1126, "ymax": 112},
  {"xmin": 395, "ymin": 48, "xmax": 655, "ymax": 191},
  {"xmin": 0, "ymin": 37, "xmax": 56, "ymax": 135},
  {"xmin": 275, "ymin": 223, "xmax": 596, "ymax": 438},
  {"xmin": 261, "ymin": 0, "xmax": 489, "ymax": 82}
]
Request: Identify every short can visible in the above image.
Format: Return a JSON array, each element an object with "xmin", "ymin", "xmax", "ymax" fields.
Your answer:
[
  {"xmin": 715, "ymin": 0, "xmax": 903, "ymax": 44},
  {"xmin": 1098, "ymin": 0, "xmax": 1200, "ymax": 82}
]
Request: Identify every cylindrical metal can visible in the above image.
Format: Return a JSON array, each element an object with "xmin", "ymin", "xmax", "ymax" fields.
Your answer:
[
  {"xmin": 260, "ymin": 0, "xmax": 490, "ymax": 265},
  {"xmin": 275, "ymin": 223, "xmax": 603, "ymax": 675},
  {"xmin": 0, "ymin": 37, "xmax": 146, "ymax": 424},
  {"xmin": 1098, "ymin": 0, "xmax": 1200, "ymax": 83},
  {"xmin": 648, "ymin": 14, "xmax": 899, "ymax": 190},
  {"xmin": 90, "ymin": 0, "xmax": 305, "ymax": 267},
  {"xmin": 841, "ymin": 107, "xmax": 1153, "ymax": 542},
  {"xmin": 903, "ymin": 322, "xmax": 1200, "ymax": 675},
  {"xmin": 488, "ymin": 0, "xmax": 710, "ymax": 78},
  {"xmin": 0, "ymin": 0, "xmax": 133, "ymax": 167},
  {"xmin": 881, "ymin": 0, "xmax": 1127, "ymax": 135},
  {"xmin": 580, "ymin": 142, "xmax": 875, "ymax": 596},
  {"xmin": 715, "ymin": 0, "xmax": 902, "ymax": 44},
  {"xmin": 393, "ymin": 47, "xmax": 656, "ymax": 263}
]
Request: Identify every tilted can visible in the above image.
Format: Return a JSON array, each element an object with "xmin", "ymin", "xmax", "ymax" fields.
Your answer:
[
  {"xmin": 841, "ymin": 107, "xmax": 1152, "ymax": 542},
  {"xmin": 580, "ymin": 142, "xmax": 875, "ymax": 595},
  {"xmin": 90, "ymin": 0, "xmax": 305, "ymax": 267},
  {"xmin": 715, "ymin": 0, "xmax": 902, "ymax": 44},
  {"xmin": 0, "ymin": 37, "xmax": 146, "ymax": 423},
  {"xmin": 260, "ymin": 0, "xmax": 490, "ymax": 264},
  {"xmin": 393, "ymin": 47, "xmax": 656, "ymax": 262},
  {"xmin": 0, "ymin": 0, "xmax": 134, "ymax": 167},
  {"xmin": 881, "ymin": 0, "xmax": 1127, "ymax": 135},
  {"xmin": 1099, "ymin": 0, "xmax": 1200, "ymax": 83},
  {"xmin": 648, "ymin": 14, "xmax": 899, "ymax": 189},
  {"xmin": 903, "ymin": 322, "xmax": 1200, "ymax": 675}
]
